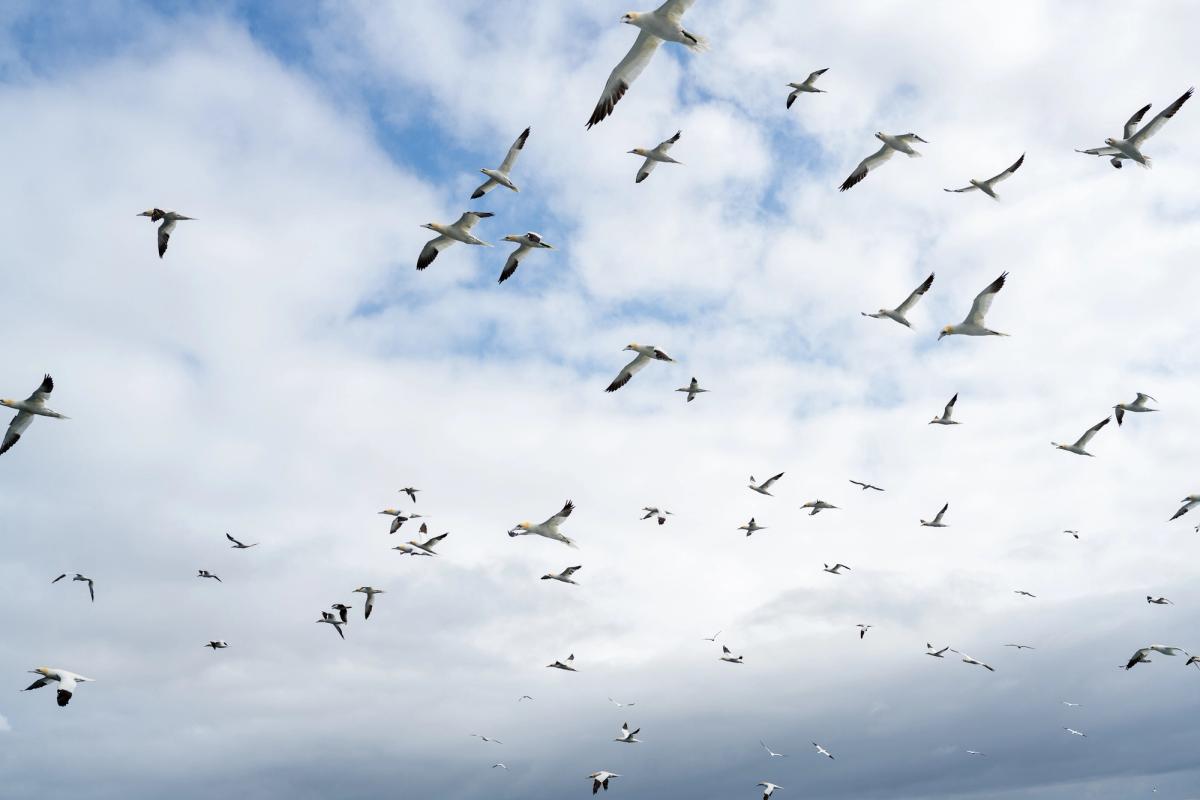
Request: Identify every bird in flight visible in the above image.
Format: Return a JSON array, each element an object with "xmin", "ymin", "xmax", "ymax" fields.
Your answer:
[
  {"xmin": 471, "ymin": 126, "xmax": 529, "ymax": 199},
  {"xmin": 470, "ymin": 733, "xmax": 503, "ymax": 744},
  {"xmin": 630, "ymin": 130, "xmax": 683, "ymax": 183},
  {"xmin": 51, "ymin": 573, "xmax": 94, "ymax": 602},
  {"xmin": 588, "ymin": 771, "xmax": 620, "ymax": 794},
  {"xmin": 1014, "ymin": 590, "xmax": 1037, "ymax": 598},
  {"xmin": 605, "ymin": 343, "xmax": 675, "ymax": 392},
  {"xmin": 23, "ymin": 667, "xmax": 94, "ymax": 707},
  {"xmin": 225, "ymin": 532, "xmax": 258, "ymax": 549},
  {"xmin": 1170, "ymin": 494, "xmax": 1200, "ymax": 521},
  {"xmin": 823, "ymin": 563, "xmax": 851, "ymax": 575},
  {"xmin": 509, "ymin": 500, "xmax": 578, "ymax": 548},
  {"xmin": 720, "ymin": 645, "xmax": 744, "ymax": 664},
  {"xmin": 1005, "ymin": 643, "xmax": 1036, "ymax": 650},
  {"xmin": 547, "ymin": 654, "xmax": 577, "ymax": 672},
  {"xmin": 676, "ymin": 377, "xmax": 708, "ymax": 402},
  {"xmin": 137, "ymin": 208, "xmax": 194, "ymax": 258},
  {"xmin": 613, "ymin": 722, "xmax": 641, "ymax": 743},
  {"xmin": 748, "ymin": 473, "xmax": 784, "ymax": 496},
  {"xmin": 839, "ymin": 132, "xmax": 928, "ymax": 191},
  {"xmin": 944, "ymin": 153, "xmax": 1025, "ymax": 200},
  {"xmin": 929, "ymin": 393, "xmax": 960, "ymax": 425},
  {"xmin": 197, "ymin": 570, "xmax": 221, "ymax": 582},
  {"xmin": 951, "ymin": 650, "xmax": 995, "ymax": 672},
  {"xmin": 758, "ymin": 782, "xmax": 784, "ymax": 800},
  {"xmin": 1076, "ymin": 87, "xmax": 1193, "ymax": 168},
  {"xmin": 542, "ymin": 565, "xmax": 582, "ymax": 585},
  {"xmin": 862, "ymin": 272, "xmax": 934, "ymax": 329},
  {"xmin": 926, "ymin": 643, "xmax": 950, "ymax": 658},
  {"xmin": 802, "ymin": 500, "xmax": 838, "ymax": 515},
  {"xmin": 812, "ymin": 742, "xmax": 835, "ymax": 760},
  {"xmin": 609, "ymin": 697, "xmax": 636, "ymax": 708},
  {"xmin": 641, "ymin": 507, "xmax": 673, "ymax": 525},
  {"xmin": 786, "ymin": 67, "xmax": 828, "ymax": 108},
  {"xmin": 498, "ymin": 232, "xmax": 553, "ymax": 284},
  {"xmin": 857, "ymin": 624, "xmax": 872, "ymax": 640},
  {"xmin": 205, "ymin": 641, "xmax": 229, "ymax": 650},
  {"xmin": 1146, "ymin": 596, "xmax": 1173, "ymax": 605},
  {"xmin": 353, "ymin": 586, "xmax": 385, "ymax": 619},
  {"xmin": 760, "ymin": 740, "xmax": 786, "ymax": 758},
  {"xmin": 939, "ymin": 272, "xmax": 1009, "ymax": 339},
  {"xmin": 1052, "ymin": 417, "xmax": 1111, "ymax": 456},
  {"xmin": 920, "ymin": 503, "xmax": 950, "ymax": 528},
  {"xmin": 849, "ymin": 479, "xmax": 884, "ymax": 492},
  {"xmin": 1, "ymin": 374, "xmax": 69, "ymax": 456},
  {"xmin": 416, "ymin": 212, "xmax": 493, "ymax": 271},
  {"xmin": 1113, "ymin": 392, "xmax": 1157, "ymax": 426}
]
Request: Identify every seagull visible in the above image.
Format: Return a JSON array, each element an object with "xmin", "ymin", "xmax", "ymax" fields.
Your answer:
[
  {"xmin": 1052, "ymin": 417, "xmax": 1110, "ymax": 456},
  {"xmin": 676, "ymin": 377, "xmax": 708, "ymax": 402},
  {"xmin": 1063, "ymin": 727, "xmax": 1087, "ymax": 737},
  {"xmin": 786, "ymin": 67, "xmax": 828, "ymax": 108},
  {"xmin": 498, "ymin": 232, "xmax": 553, "ymax": 284},
  {"xmin": 609, "ymin": 697, "xmax": 636, "ymax": 708},
  {"xmin": 22, "ymin": 667, "xmax": 94, "ymax": 707},
  {"xmin": 547, "ymin": 654, "xmax": 577, "ymax": 672},
  {"xmin": 939, "ymin": 272, "xmax": 1009, "ymax": 339},
  {"xmin": 509, "ymin": 500, "xmax": 578, "ymax": 548},
  {"xmin": 630, "ymin": 130, "xmax": 682, "ymax": 183},
  {"xmin": 641, "ymin": 507, "xmax": 673, "ymax": 525},
  {"xmin": 197, "ymin": 570, "xmax": 221, "ymax": 582},
  {"xmin": 605, "ymin": 343, "xmax": 674, "ymax": 392},
  {"xmin": 801, "ymin": 500, "xmax": 838, "ymax": 515},
  {"xmin": 51, "ymin": 573, "xmax": 94, "ymax": 602},
  {"xmin": 416, "ymin": 212, "xmax": 493, "ymax": 271},
  {"xmin": 760, "ymin": 741, "xmax": 787, "ymax": 758},
  {"xmin": 1005, "ymin": 643, "xmax": 1036, "ymax": 650},
  {"xmin": 812, "ymin": 742, "xmax": 835, "ymax": 760},
  {"xmin": 400, "ymin": 487, "xmax": 420, "ymax": 503},
  {"xmin": 738, "ymin": 518, "xmax": 766, "ymax": 536},
  {"xmin": 849, "ymin": 480, "xmax": 884, "ymax": 492},
  {"xmin": 330, "ymin": 603, "xmax": 352, "ymax": 625},
  {"xmin": 353, "ymin": 586, "xmax": 384, "ymax": 619},
  {"xmin": 839, "ymin": 132, "xmax": 928, "ymax": 192},
  {"xmin": 471, "ymin": 127, "xmax": 530, "ymax": 199},
  {"xmin": 1, "ymin": 374, "xmax": 69, "ymax": 456},
  {"xmin": 588, "ymin": 771, "xmax": 620, "ymax": 794},
  {"xmin": 408, "ymin": 527, "xmax": 449, "ymax": 555},
  {"xmin": 951, "ymin": 650, "xmax": 995, "ymax": 671},
  {"xmin": 862, "ymin": 272, "xmax": 934, "ymax": 329},
  {"xmin": 748, "ymin": 473, "xmax": 784, "ymax": 496},
  {"xmin": 316, "ymin": 611, "xmax": 346, "ymax": 640},
  {"xmin": 614, "ymin": 722, "xmax": 641, "ymax": 743},
  {"xmin": 585, "ymin": 0, "xmax": 707, "ymax": 129},
  {"xmin": 137, "ymin": 208, "xmax": 194, "ymax": 258},
  {"xmin": 720, "ymin": 645, "xmax": 744, "ymax": 664},
  {"xmin": 929, "ymin": 393, "xmax": 960, "ymax": 425},
  {"xmin": 944, "ymin": 153, "xmax": 1025, "ymax": 200},
  {"xmin": 1076, "ymin": 87, "xmax": 1193, "ymax": 168},
  {"xmin": 1146, "ymin": 596, "xmax": 1172, "ymax": 605},
  {"xmin": 1169, "ymin": 495, "xmax": 1200, "ymax": 520},
  {"xmin": 205, "ymin": 641, "xmax": 229, "ymax": 650},
  {"xmin": 1014, "ymin": 590, "xmax": 1037, "ymax": 598},
  {"xmin": 470, "ymin": 734, "xmax": 504, "ymax": 744},
  {"xmin": 702, "ymin": 630, "xmax": 721, "ymax": 642},
  {"xmin": 758, "ymin": 782, "xmax": 784, "ymax": 800},
  {"xmin": 857, "ymin": 624, "xmax": 872, "ymax": 639},
  {"xmin": 541, "ymin": 565, "xmax": 582, "ymax": 585},
  {"xmin": 823, "ymin": 563, "xmax": 851, "ymax": 575},
  {"xmin": 1114, "ymin": 393, "xmax": 1158, "ymax": 426},
  {"xmin": 920, "ymin": 503, "xmax": 949, "ymax": 528},
  {"xmin": 225, "ymin": 532, "xmax": 258, "ymax": 549},
  {"xmin": 1064, "ymin": 529, "xmax": 1080, "ymax": 539},
  {"xmin": 926, "ymin": 643, "xmax": 949, "ymax": 658},
  {"xmin": 1062, "ymin": 701, "xmax": 1081, "ymax": 706}
]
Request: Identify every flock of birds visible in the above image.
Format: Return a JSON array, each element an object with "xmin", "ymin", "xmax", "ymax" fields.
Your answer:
[{"xmin": 7, "ymin": 1, "xmax": 1198, "ymax": 795}]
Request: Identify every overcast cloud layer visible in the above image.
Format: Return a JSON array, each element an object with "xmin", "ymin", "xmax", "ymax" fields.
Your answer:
[{"xmin": 1, "ymin": 2, "xmax": 1199, "ymax": 798}]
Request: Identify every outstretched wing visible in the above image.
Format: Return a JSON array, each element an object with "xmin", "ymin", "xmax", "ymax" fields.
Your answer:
[
  {"xmin": 895, "ymin": 272, "xmax": 934, "ymax": 314},
  {"xmin": 1123, "ymin": 103, "xmax": 1153, "ymax": 139},
  {"xmin": 499, "ymin": 244, "xmax": 529, "ymax": 284},
  {"xmin": 805, "ymin": 67, "xmax": 828, "ymax": 84},
  {"xmin": 1, "ymin": 410, "xmax": 33, "ymax": 455},
  {"xmin": 26, "ymin": 374, "xmax": 53, "ymax": 404},
  {"xmin": 656, "ymin": 130, "xmax": 682, "ymax": 153},
  {"xmin": 1075, "ymin": 416, "xmax": 1110, "ymax": 447},
  {"xmin": 635, "ymin": 157, "xmax": 657, "ymax": 184},
  {"xmin": 543, "ymin": 500, "xmax": 575, "ymax": 528},
  {"xmin": 606, "ymin": 353, "xmax": 651, "ymax": 392},
  {"xmin": 498, "ymin": 127, "xmax": 530, "ymax": 173},
  {"xmin": 470, "ymin": 178, "xmax": 498, "ymax": 200},
  {"xmin": 965, "ymin": 272, "xmax": 1007, "ymax": 326},
  {"xmin": 943, "ymin": 392, "xmax": 958, "ymax": 418},
  {"xmin": 417, "ymin": 235, "xmax": 452, "ymax": 271},
  {"xmin": 655, "ymin": 0, "xmax": 697, "ymax": 22},
  {"xmin": 986, "ymin": 153, "xmax": 1025, "ymax": 185},
  {"xmin": 586, "ymin": 30, "xmax": 662, "ymax": 129},
  {"xmin": 454, "ymin": 211, "xmax": 494, "ymax": 232},
  {"xmin": 1131, "ymin": 87, "xmax": 1193, "ymax": 145},
  {"xmin": 839, "ymin": 143, "xmax": 893, "ymax": 191}
]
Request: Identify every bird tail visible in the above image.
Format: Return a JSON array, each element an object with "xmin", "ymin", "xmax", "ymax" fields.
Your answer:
[{"xmin": 683, "ymin": 31, "xmax": 709, "ymax": 51}]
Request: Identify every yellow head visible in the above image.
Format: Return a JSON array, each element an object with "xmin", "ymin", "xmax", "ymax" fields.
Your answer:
[
  {"xmin": 624, "ymin": 342, "xmax": 639, "ymax": 351},
  {"xmin": 519, "ymin": 521, "xmax": 531, "ymax": 530},
  {"xmin": 621, "ymin": 12, "xmax": 640, "ymax": 24},
  {"xmin": 938, "ymin": 325, "xmax": 953, "ymax": 340},
  {"xmin": 0, "ymin": 399, "xmax": 14, "ymax": 408}
]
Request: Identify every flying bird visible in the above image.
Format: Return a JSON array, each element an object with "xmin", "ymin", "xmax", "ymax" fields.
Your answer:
[
  {"xmin": 849, "ymin": 480, "xmax": 884, "ymax": 492},
  {"xmin": 738, "ymin": 518, "xmax": 767, "ymax": 536},
  {"xmin": 1062, "ymin": 701, "xmax": 1081, "ymax": 707},
  {"xmin": 641, "ymin": 507, "xmax": 673, "ymax": 525},
  {"xmin": 1126, "ymin": 645, "xmax": 1187, "ymax": 672},
  {"xmin": 1063, "ymin": 728, "xmax": 1087, "ymax": 737},
  {"xmin": 52, "ymin": 573, "xmax": 94, "ymax": 602},
  {"xmin": 614, "ymin": 722, "xmax": 641, "ymax": 743},
  {"xmin": 197, "ymin": 570, "xmax": 221, "ymax": 582},
  {"xmin": 812, "ymin": 742, "xmax": 835, "ymax": 760},
  {"xmin": 541, "ymin": 565, "xmax": 582, "ymax": 585},
  {"xmin": 702, "ymin": 631, "xmax": 721, "ymax": 642},
  {"xmin": 498, "ymin": 232, "xmax": 553, "ymax": 283},
  {"xmin": 966, "ymin": 750, "xmax": 987, "ymax": 757},
  {"xmin": 786, "ymin": 67, "xmax": 828, "ymax": 108},
  {"xmin": 22, "ymin": 667, "xmax": 94, "ymax": 707},
  {"xmin": 1005, "ymin": 644, "xmax": 1036, "ymax": 650},
  {"xmin": 630, "ymin": 130, "xmax": 683, "ymax": 183},
  {"xmin": 137, "ymin": 208, "xmax": 194, "ymax": 258},
  {"xmin": 205, "ymin": 641, "xmax": 229, "ymax": 650},
  {"xmin": 951, "ymin": 650, "xmax": 995, "ymax": 672},
  {"xmin": 862, "ymin": 272, "xmax": 934, "ymax": 329},
  {"xmin": 1146, "ymin": 596, "xmax": 1172, "ymax": 605},
  {"xmin": 1064, "ymin": 529, "xmax": 1080, "ymax": 539},
  {"xmin": 400, "ymin": 487, "xmax": 420, "ymax": 503},
  {"xmin": 1014, "ymin": 590, "xmax": 1037, "ymax": 598},
  {"xmin": 1169, "ymin": 495, "xmax": 1200, "ymax": 521},
  {"xmin": 609, "ymin": 697, "xmax": 636, "ymax": 708},
  {"xmin": 801, "ymin": 500, "xmax": 838, "ymax": 515},
  {"xmin": 1, "ymin": 374, "xmax": 69, "ymax": 456},
  {"xmin": 585, "ymin": 0, "xmax": 707, "ymax": 129},
  {"xmin": 316, "ymin": 611, "xmax": 346, "ymax": 640},
  {"xmin": 471, "ymin": 127, "xmax": 530, "ymax": 199},
  {"xmin": 944, "ymin": 153, "xmax": 1025, "ymax": 200},
  {"xmin": 416, "ymin": 212, "xmax": 493, "ymax": 271},
  {"xmin": 920, "ymin": 503, "xmax": 949, "ymax": 528},
  {"xmin": 857, "ymin": 624, "xmax": 872, "ymax": 639},
  {"xmin": 929, "ymin": 393, "xmax": 960, "ymax": 425},
  {"xmin": 1113, "ymin": 393, "xmax": 1158, "ymax": 426},
  {"xmin": 385, "ymin": 512, "xmax": 424, "ymax": 534},
  {"xmin": 492, "ymin": 763, "xmax": 508, "ymax": 770},
  {"xmin": 330, "ymin": 603, "xmax": 352, "ymax": 625},
  {"xmin": 547, "ymin": 654, "xmax": 577, "ymax": 671},
  {"xmin": 225, "ymin": 532, "xmax": 258, "ymax": 549},
  {"xmin": 1051, "ymin": 417, "xmax": 1110, "ymax": 456},
  {"xmin": 353, "ymin": 586, "xmax": 384, "ymax": 619},
  {"xmin": 588, "ymin": 771, "xmax": 620, "ymax": 794},
  {"xmin": 748, "ymin": 473, "xmax": 784, "ymax": 496},
  {"xmin": 758, "ymin": 782, "xmax": 784, "ymax": 800},
  {"xmin": 720, "ymin": 645, "xmax": 744, "ymax": 664},
  {"xmin": 823, "ymin": 563, "xmax": 851, "ymax": 575},
  {"xmin": 605, "ymin": 343, "xmax": 675, "ymax": 392},
  {"xmin": 839, "ymin": 132, "xmax": 928, "ymax": 191},
  {"xmin": 760, "ymin": 741, "xmax": 787, "ymax": 758},
  {"xmin": 939, "ymin": 272, "xmax": 1009, "ymax": 339},
  {"xmin": 676, "ymin": 377, "xmax": 708, "ymax": 402},
  {"xmin": 1076, "ymin": 87, "xmax": 1193, "ymax": 168},
  {"xmin": 470, "ymin": 734, "xmax": 504, "ymax": 744},
  {"xmin": 509, "ymin": 500, "xmax": 578, "ymax": 548},
  {"xmin": 407, "ymin": 526, "xmax": 449, "ymax": 555},
  {"xmin": 926, "ymin": 643, "xmax": 950, "ymax": 658}
]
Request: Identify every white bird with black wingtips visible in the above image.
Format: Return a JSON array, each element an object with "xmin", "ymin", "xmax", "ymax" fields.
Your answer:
[
  {"xmin": 786, "ymin": 67, "xmax": 827, "ymax": 108},
  {"xmin": 720, "ymin": 645, "xmax": 744, "ymax": 664},
  {"xmin": 1170, "ymin": 494, "xmax": 1200, "ymax": 521},
  {"xmin": 944, "ymin": 153, "xmax": 1025, "ymax": 200},
  {"xmin": 1114, "ymin": 393, "xmax": 1157, "ymax": 426},
  {"xmin": 839, "ymin": 132, "xmax": 928, "ymax": 192},
  {"xmin": 509, "ymin": 500, "xmax": 578, "ymax": 548},
  {"xmin": 758, "ymin": 782, "xmax": 784, "ymax": 800},
  {"xmin": 1052, "ymin": 417, "xmax": 1110, "ymax": 456},
  {"xmin": 676, "ymin": 377, "xmax": 707, "ymax": 402},
  {"xmin": 1, "ymin": 374, "xmax": 68, "ymax": 456},
  {"xmin": 823, "ymin": 563, "xmax": 850, "ymax": 575},
  {"xmin": 137, "ymin": 208, "xmax": 194, "ymax": 258},
  {"xmin": 471, "ymin": 127, "xmax": 530, "ymax": 199},
  {"xmin": 605, "ymin": 344, "xmax": 674, "ymax": 392},
  {"xmin": 498, "ymin": 232, "xmax": 553, "ymax": 284},
  {"xmin": 614, "ymin": 722, "xmax": 641, "ymax": 743},
  {"xmin": 1077, "ymin": 87, "xmax": 1193, "ymax": 168},
  {"xmin": 541, "ymin": 565, "xmax": 582, "ymax": 585},
  {"xmin": 416, "ymin": 212, "xmax": 493, "ymax": 270},
  {"xmin": 921, "ymin": 504, "xmax": 949, "ymax": 527},
  {"xmin": 929, "ymin": 393, "xmax": 960, "ymax": 425},
  {"xmin": 22, "ymin": 667, "xmax": 94, "ymax": 707},
  {"xmin": 630, "ymin": 130, "xmax": 682, "ymax": 183},
  {"xmin": 353, "ymin": 586, "xmax": 384, "ymax": 619},
  {"xmin": 748, "ymin": 473, "xmax": 784, "ymax": 496},
  {"xmin": 862, "ymin": 272, "xmax": 934, "ymax": 329},
  {"xmin": 939, "ymin": 273, "xmax": 1009, "ymax": 339},
  {"xmin": 51, "ymin": 573, "xmax": 94, "ymax": 602}
]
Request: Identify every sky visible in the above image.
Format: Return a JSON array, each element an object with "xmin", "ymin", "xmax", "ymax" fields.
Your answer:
[{"xmin": 1, "ymin": 1, "xmax": 1199, "ymax": 798}]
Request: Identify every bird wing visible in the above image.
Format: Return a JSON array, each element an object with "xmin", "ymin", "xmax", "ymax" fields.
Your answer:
[
  {"xmin": 1, "ymin": 410, "xmax": 33, "ymax": 455},
  {"xmin": 470, "ymin": 178, "xmax": 498, "ymax": 199},
  {"xmin": 986, "ymin": 153, "xmax": 1025, "ymax": 185},
  {"xmin": 499, "ymin": 244, "xmax": 530, "ymax": 283},
  {"xmin": 586, "ymin": 30, "xmax": 662, "ymax": 129},
  {"xmin": 805, "ymin": 67, "xmax": 828, "ymax": 84},
  {"xmin": 944, "ymin": 183, "xmax": 978, "ymax": 193},
  {"xmin": 543, "ymin": 500, "xmax": 575, "ymax": 528},
  {"xmin": 26, "ymin": 374, "xmax": 53, "ymax": 404},
  {"xmin": 895, "ymin": 273, "xmax": 934, "ymax": 314},
  {"xmin": 23, "ymin": 677, "xmax": 51, "ymax": 691},
  {"xmin": 1075, "ymin": 416, "xmax": 1110, "ymax": 447},
  {"xmin": 943, "ymin": 392, "xmax": 958, "ymax": 418},
  {"xmin": 1135, "ymin": 392, "xmax": 1157, "ymax": 405},
  {"xmin": 1131, "ymin": 89, "xmax": 1192, "ymax": 145},
  {"xmin": 455, "ymin": 211, "xmax": 494, "ymax": 232},
  {"xmin": 934, "ymin": 503, "xmax": 948, "ymax": 523},
  {"xmin": 416, "ymin": 235, "xmax": 453, "ymax": 270},
  {"xmin": 1122, "ymin": 103, "xmax": 1153, "ymax": 139},
  {"xmin": 656, "ymin": 130, "xmax": 682, "ymax": 153},
  {"xmin": 561, "ymin": 565, "xmax": 582, "ymax": 576},
  {"xmin": 225, "ymin": 532, "xmax": 244, "ymax": 547},
  {"xmin": 655, "ymin": 0, "xmax": 697, "ymax": 23},
  {"xmin": 157, "ymin": 222, "xmax": 174, "ymax": 257},
  {"xmin": 1076, "ymin": 146, "xmax": 1122, "ymax": 156},
  {"xmin": 839, "ymin": 143, "xmax": 893, "ymax": 191},
  {"xmin": 964, "ymin": 272, "xmax": 1007, "ymax": 326},
  {"xmin": 761, "ymin": 472, "xmax": 784, "ymax": 488},
  {"xmin": 498, "ymin": 127, "xmax": 530, "ymax": 173},
  {"xmin": 636, "ymin": 156, "xmax": 658, "ymax": 184},
  {"xmin": 606, "ymin": 352, "xmax": 651, "ymax": 392}
]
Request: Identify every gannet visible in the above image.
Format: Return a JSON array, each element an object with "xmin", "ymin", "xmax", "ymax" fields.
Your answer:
[
  {"xmin": 720, "ymin": 645, "xmax": 744, "ymax": 663},
  {"xmin": 1052, "ymin": 417, "xmax": 1110, "ymax": 456},
  {"xmin": 823, "ymin": 563, "xmax": 850, "ymax": 575},
  {"xmin": 748, "ymin": 473, "xmax": 784, "ymax": 496},
  {"xmin": 518, "ymin": 695, "xmax": 534, "ymax": 701},
  {"xmin": 926, "ymin": 643, "xmax": 949, "ymax": 657},
  {"xmin": 862, "ymin": 272, "xmax": 934, "ymax": 328},
  {"xmin": 944, "ymin": 153, "xmax": 1025, "ymax": 200},
  {"xmin": 609, "ymin": 697, "xmax": 636, "ymax": 708},
  {"xmin": 702, "ymin": 630, "xmax": 721, "ymax": 641},
  {"xmin": 857, "ymin": 624, "xmax": 872, "ymax": 639},
  {"xmin": 1146, "ymin": 596, "xmax": 1172, "ymax": 605},
  {"xmin": 330, "ymin": 603, "xmax": 351, "ymax": 624},
  {"xmin": 400, "ymin": 487, "xmax": 420, "ymax": 503},
  {"xmin": 630, "ymin": 130, "xmax": 682, "ymax": 183},
  {"xmin": 1076, "ymin": 87, "xmax": 1193, "ymax": 168},
  {"xmin": 471, "ymin": 127, "xmax": 530, "ymax": 199},
  {"xmin": 641, "ymin": 507, "xmax": 673, "ymax": 525},
  {"xmin": 1, "ymin": 374, "xmax": 68, "ymax": 456},
  {"xmin": 1064, "ymin": 728, "xmax": 1087, "ymax": 737},
  {"xmin": 547, "ymin": 654, "xmax": 577, "ymax": 671},
  {"xmin": 197, "ymin": 570, "xmax": 221, "ymax": 582},
  {"xmin": 605, "ymin": 343, "xmax": 674, "ymax": 392},
  {"xmin": 353, "ymin": 586, "xmax": 384, "ymax": 619},
  {"xmin": 225, "ymin": 532, "xmax": 258, "ymax": 549},
  {"xmin": 1062, "ymin": 701, "xmax": 1081, "ymax": 706},
  {"xmin": 499, "ymin": 232, "xmax": 553, "ymax": 283},
  {"xmin": 951, "ymin": 650, "xmax": 995, "ymax": 671},
  {"xmin": 588, "ymin": 771, "xmax": 620, "ymax": 794},
  {"xmin": 738, "ymin": 518, "xmax": 766, "ymax": 536},
  {"xmin": 760, "ymin": 741, "xmax": 786, "ymax": 758},
  {"xmin": 391, "ymin": 541, "xmax": 431, "ymax": 557},
  {"xmin": 385, "ymin": 512, "xmax": 424, "ymax": 534},
  {"xmin": 1170, "ymin": 495, "xmax": 1200, "ymax": 520},
  {"xmin": 849, "ymin": 479, "xmax": 884, "ymax": 491},
  {"xmin": 939, "ymin": 272, "xmax": 1009, "ymax": 339},
  {"xmin": 920, "ymin": 503, "xmax": 949, "ymax": 527},
  {"xmin": 614, "ymin": 722, "xmax": 641, "ymax": 743},
  {"xmin": 839, "ymin": 132, "xmax": 928, "ymax": 191},
  {"xmin": 22, "ymin": 667, "xmax": 94, "ymax": 707},
  {"xmin": 1014, "ymin": 590, "xmax": 1037, "ymax": 598},
  {"xmin": 1065, "ymin": 529, "xmax": 1080, "ymax": 539},
  {"xmin": 965, "ymin": 750, "xmax": 986, "ymax": 757},
  {"xmin": 1005, "ymin": 643, "xmax": 1035, "ymax": 650},
  {"xmin": 1187, "ymin": 656, "xmax": 1200, "ymax": 668},
  {"xmin": 802, "ymin": 500, "xmax": 838, "ymax": 515},
  {"xmin": 758, "ymin": 782, "xmax": 784, "ymax": 800},
  {"xmin": 509, "ymin": 500, "xmax": 577, "ymax": 548},
  {"xmin": 137, "ymin": 208, "xmax": 194, "ymax": 258},
  {"xmin": 1114, "ymin": 393, "xmax": 1158, "ymax": 426},
  {"xmin": 416, "ymin": 212, "xmax": 493, "ymax": 270},
  {"xmin": 541, "ymin": 565, "xmax": 582, "ymax": 585},
  {"xmin": 929, "ymin": 393, "xmax": 960, "ymax": 425},
  {"xmin": 676, "ymin": 377, "xmax": 708, "ymax": 402},
  {"xmin": 812, "ymin": 742, "xmax": 835, "ymax": 760},
  {"xmin": 316, "ymin": 611, "xmax": 346, "ymax": 640},
  {"xmin": 786, "ymin": 67, "xmax": 828, "ymax": 108},
  {"xmin": 492, "ymin": 763, "xmax": 508, "ymax": 769},
  {"xmin": 205, "ymin": 641, "xmax": 229, "ymax": 650},
  {"xmin": 408, "ymin": 528, "xmax": 449, "ymax": 555},
  {"xmin": 470, "ymin": 734, "xmax": 504, "ymax": 744},
  {"xmin": 585, "ymin": 0, "xmax": 707, "ymax": 129},
  {"xmin": 51, "ymin": 573, "xmax": 94, "ymax": 602}
]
